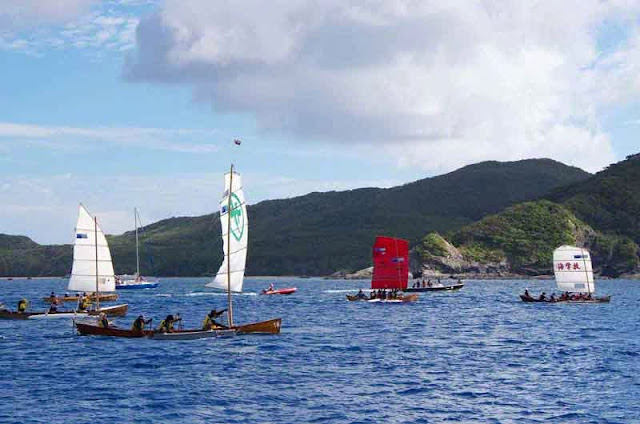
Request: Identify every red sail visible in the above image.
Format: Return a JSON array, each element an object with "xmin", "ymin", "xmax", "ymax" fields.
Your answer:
[{"xmin": 371, "ymin": 236, "xmax": 409, "ymax": 290}]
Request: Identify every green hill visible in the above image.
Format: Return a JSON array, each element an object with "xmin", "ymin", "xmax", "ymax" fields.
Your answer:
[
  {"xmin": 416, "ymin": 154, "xmax": 640, "ymax": 277},
  {"xmin": 547, "ymin": 153, "xmax": 640, "ymax": 244},
  {"xmin": 0, "ymin": 158, "xmax": 590, "ymax": 277}
]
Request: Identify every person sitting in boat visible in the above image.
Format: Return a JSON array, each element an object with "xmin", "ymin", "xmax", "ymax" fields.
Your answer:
[
  {"xmin": 64, "ymin": 292, "xmax": 70, "ymax": 298},
  {"xmin": 131, "ymin": 315, "xmax": 152, "ymax": 332},
  {"xmin": 97, "ymin": 313, "xmax": 110, "ymax": 328},
  {"xmin": 157, "ymin": 315, "xmax": 175, "ymax": 333},
  {"xmin": 49, "ymin": 291, "xmax": 55, "ymax": 299},
  {"xmin": 523, "ymin": 289, "xmax": 533, "ymax": 300},
  {"xmin": 355, "ymin": 289, "xmax": 368, "ymax": 300},
  {"xmin": 549, "ymin": 293, "xmax": 556, "ymax": 302},
  {"xmin": 266, "ymin": 283, "xmax": 275, "ymax": 292},
  {"xmin": 427, "ymin": 279, "xmax": 432, "ymax": 287},
  {"xmin": 17, "ymin": 298, "xmax": 28, "ymax": 313},
  {"xmin": 538, "ymin": 292, "xmax": 547, "ymax": 301},
  {"xmin": 585, "ymin": 293, "xmax": 592, "ymax": 300},
  {"xmin": 48, "ymin": 298, "xmax": 61, "ymax": 313},
  {"xmin": 77, "ymin": 294, "xmax": 91, "ymax": 312},
  {"xmin": 202, "ymin": 309, "xmax": 228, "ymax": 330}
]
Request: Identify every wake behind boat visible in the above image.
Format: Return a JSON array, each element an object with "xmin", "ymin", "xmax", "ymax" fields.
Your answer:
[
  {"xmin": 520, "ymin": 245, "xmax": 611, "ymax": 304},
  {"xmin": 347, "ymin": 236, "xmax": 418, "ymax": 303}
]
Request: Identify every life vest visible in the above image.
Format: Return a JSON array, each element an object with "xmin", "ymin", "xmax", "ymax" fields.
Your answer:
[
  {"xmin": 202, "ymin": 315, "xmax": 214, "ymax": 330},
  {"xmin": 18, "ymin": 299, "xmax": 27, "ymax": 312}
]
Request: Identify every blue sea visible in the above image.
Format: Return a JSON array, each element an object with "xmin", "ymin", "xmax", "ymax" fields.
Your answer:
[{"xmin": 1, "ymin": 277, "xmax": 639, "ymax": 424}]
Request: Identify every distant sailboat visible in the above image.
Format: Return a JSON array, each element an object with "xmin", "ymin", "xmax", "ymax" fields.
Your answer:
[
  {"xmin": 347, "ymin": 236, "xmax": 418, "ymax": 302},
  {"xmin": 116, "ymin": 208, "xmax": 158, "ymax": 290},
  {"xmin": 520, "ymin": 245, "xmax": 610, "ymax": 303}
]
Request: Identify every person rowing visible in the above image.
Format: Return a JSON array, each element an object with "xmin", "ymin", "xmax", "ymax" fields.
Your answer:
[
  {"xmin": 355, "ymin": 289, "xmax": 367, "ymax": 300},
  {"xmin": 157, "ymin": 315, "xmax": 177, "ymax": 333},
  {"xmin": 17, "ymin": 298, "xmax": 28, "ymax": 313},
  {"xmin": 48, "ymin": 298, "xmax": 61, "ymax": 313},
  {"xmin": 265, "ymin": 283, "xmax": 275, "ymax": 292},
  {"xmin": 131, "ymin": 315, "xmax": 152, "ymax": 332},
  {"xmin": 202, "ymin": 309, "xmax": 228, "ymax": 330}
]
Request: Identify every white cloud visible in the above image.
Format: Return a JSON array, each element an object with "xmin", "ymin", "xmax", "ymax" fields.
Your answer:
[
  {"xmin": 0, "ymin": 0, "xmax": 146, "ymax": 54},
  {"xmin": 0, "ymin": 122, "xmax": 220, "ymax": 153},
  {"xmin": 0, "ymin": 0, "xmax": 95, "ymax": 28},
  {"xmin": 124, "ymin": 0, "xmax": 640, "ymax": 173}
]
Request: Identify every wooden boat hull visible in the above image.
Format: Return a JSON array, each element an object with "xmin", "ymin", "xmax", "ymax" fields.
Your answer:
[
  {"xmin": 405, "ymin": 283, "xmax": 464, "ymax": 292},
  {"xmin": 520, "ymin": 295, "xmax": 611, "ymax": 303},
  {"xmin": 42, "ymin": 293, "xmax": 119, "ymax": 303},
  {"xmin": 0, "ymin": 309, "xmax": 83, "ymax": 320},
  {"xmin": 1, "ymin": 304, "xmax": 127, "ymax": 320},
  {"xmin": 261, "ymin": 288, "xmax": 297, "ymax": 295},
  {"xmin": 234, "ymin": 318, "xmax": 282, "ymax": 334},
  {"xmin": 151, "ymin": 329, "xmax": 235, "ymax": 340},
  {"xmin": 76, "ymin": 322, "xmax": 152, "ymax": 337},
  {"xmin": 346, "ymin": 294, "xmax": 418, "ymax": 303},
  {"xmin": 87, "ymin": 304, "xmax": 129, "ymax": 317}
]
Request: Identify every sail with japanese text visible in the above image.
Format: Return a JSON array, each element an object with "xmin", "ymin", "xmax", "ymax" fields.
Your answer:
[
  {"xmin": 371, "ymin": 236, "xmax": 409, "ymax": 290},
  {"xmin": 206, "ymin": 171, "xmax": 248, "ymax": 293},
  {"xmin": 553, "ymin": 245, "xmax": 595, "ymax": 293}
]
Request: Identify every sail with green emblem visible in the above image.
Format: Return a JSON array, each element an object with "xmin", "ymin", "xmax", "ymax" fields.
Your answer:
[{"xmin": 206, "ymin": 170, "xmax": 248, "ymax": 293}]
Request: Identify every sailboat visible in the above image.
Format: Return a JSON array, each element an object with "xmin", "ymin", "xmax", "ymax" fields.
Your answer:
[
  {"xmin": 346, "ymin": 236, "xmax": 418, "ymax": 302},
  {"xmin": 1, "ymin": 204, "xmax": 128, "ymax": 320},
  {"xmin": 520, "ymin": 245, "xmax": 611, "ymax": 303},
  {"xmin": 148, "ymin": 164, "xmax": 281, "ymax": 339},
  {"xmin": 68, "ymin": 204, "xmax": 128, "ymax": 316},
  {"xmin": 115, "ymin": 208, "xmax": 159, "ymax": 290}
]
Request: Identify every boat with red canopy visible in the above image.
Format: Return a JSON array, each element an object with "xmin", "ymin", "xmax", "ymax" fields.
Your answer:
[{"xmin": 347, "ymin": 236, "xmax": 418, "ymax": 302}]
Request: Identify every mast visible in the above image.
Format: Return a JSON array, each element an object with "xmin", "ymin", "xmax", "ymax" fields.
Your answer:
[
  {"xmin": 94, "ymin": 216, "xmax": 100, "ymax": 311},
  {"xmin": 226, "ymin": 163, "xmax": 234, "ymax": 327},
  {"xmin": 134, "ymin": 208, "xmax": 140, "ymax": 279},
  {"xmin": 580, "ymin": 247, "xmax": 591, "ymax": 294}
]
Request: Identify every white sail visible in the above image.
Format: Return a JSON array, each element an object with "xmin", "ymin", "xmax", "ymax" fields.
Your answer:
[
  {"xmin": 553, "ymin": 245, "xmax": 594, "ymax": 293},
  {"xmin": 206, "ymin": 171, "xmax": 248, "ymax": 293},
  {"xmin": 68, "ymin": 204, "xmax": 116, "ymax": 293}
]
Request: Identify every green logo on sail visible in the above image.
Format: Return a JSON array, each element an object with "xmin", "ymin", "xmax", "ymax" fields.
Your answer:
[{"xmin": 229, "ymin": 192, "xmax": 244, "ymax": 242}]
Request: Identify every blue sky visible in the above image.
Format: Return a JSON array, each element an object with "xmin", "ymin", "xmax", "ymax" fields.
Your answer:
[{"xmin": 1, "ymin": 0, "xmax": 639, "ymax": 243}]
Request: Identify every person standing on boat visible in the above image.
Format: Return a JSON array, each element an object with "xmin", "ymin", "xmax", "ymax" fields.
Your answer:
[
  {"xmin": 17, "ymin": 298, "xmax": 28, "ymax": 313},
  {"xmin": 131, "ymin": 315, "xmax": 152, "ymax": 332}
]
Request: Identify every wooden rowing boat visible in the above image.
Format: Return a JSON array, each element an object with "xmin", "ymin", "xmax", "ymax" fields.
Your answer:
[
  {"xmin": 42, "ymin": 293, "xmax": 119, "ymax": 303},
  {"xmin": 520, "ymin": 295, "xmax": 611, "ymax": 303},
  {"xmin": 76, "ymin": 317, "xmax": 281, "ymax": 339},
  {"xmin": 76, "ymin": 322, "xmax": 152, "ymax": 337},
  {"xmin": 0, "ymin": 303, "xmax": 128, "ymax": 320}
]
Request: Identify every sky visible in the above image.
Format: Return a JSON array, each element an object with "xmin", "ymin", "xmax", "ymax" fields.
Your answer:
[{"xmin": 1, "ymin": 0, "xmax": 640, "ymax": 244}]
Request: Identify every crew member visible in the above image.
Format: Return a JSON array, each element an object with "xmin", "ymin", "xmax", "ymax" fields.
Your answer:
[
  {"xmin": 131, "ymin": 315, "xmax": 152, "ymax": 332},
  {"xmin": 202, "ymin": 309, "xmax": 227, "ymax": 330},
  {"xmin": 17, "ymin": 298, "xmax": 28, "ymax": 313}
]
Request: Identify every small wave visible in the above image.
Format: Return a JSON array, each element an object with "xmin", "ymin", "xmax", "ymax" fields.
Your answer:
[
  {"xmin": 185, "ymin": 292, "xmax": 257, "ymax": 297},
  {"xmin": 155, "ymin": 294, "xmax": 172, "ymax": 298}
]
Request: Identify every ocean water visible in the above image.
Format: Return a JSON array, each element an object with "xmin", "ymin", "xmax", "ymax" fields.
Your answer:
[{"xmin": 0, "ymin": 277, "xmax": 639, "ymax": 424}]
